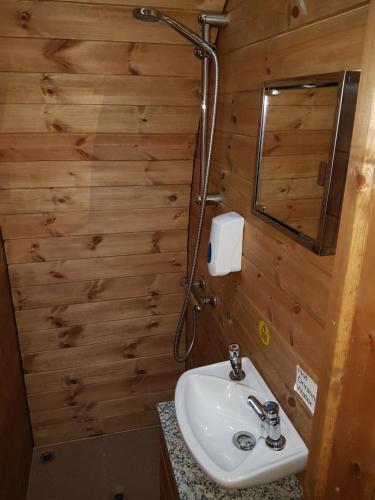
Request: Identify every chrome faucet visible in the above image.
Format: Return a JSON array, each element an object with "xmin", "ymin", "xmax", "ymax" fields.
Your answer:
[
  {"xmin": 228, "ymin": 344, "xmax": 245, "ymax": 381},
  {"xmin": 247, "ymin": 396, "xmax": 286, "ymax": 451}
]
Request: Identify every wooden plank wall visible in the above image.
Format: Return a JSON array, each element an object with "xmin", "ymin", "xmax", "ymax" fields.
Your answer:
[
  {"xmin": 258, "ymin": 86, "xmax": 338, "ymax": 239},
  {"xmin": 0, "ymin": 233, "xmax": 33, "ymax": 500},
  {"xmin": 307, "ymin": 3, "xmax": 375, "ymax": 496},
  {"xmin": 0, "ymin": 0, "xmax": 224, "ymax": 445},
  {"xmin": 187, "ymin": 0, "xmax": 369, "ymax": 495}
]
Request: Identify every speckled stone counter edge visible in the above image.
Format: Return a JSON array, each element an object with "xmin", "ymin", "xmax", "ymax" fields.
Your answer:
[{"xmin": 157, "ymin": 401, "xmax": 303, "ymax": 500}]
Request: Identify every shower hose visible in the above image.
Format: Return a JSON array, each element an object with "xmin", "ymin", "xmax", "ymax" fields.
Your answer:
[{"xmin": 173, "ymin": 52, "xmax": 219, "ymax": 363}]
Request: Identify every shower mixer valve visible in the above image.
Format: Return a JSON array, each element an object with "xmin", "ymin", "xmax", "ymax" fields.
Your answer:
[
  {"xmin": 191, "ymin": 289, "xmax": 217, "ymax": 312},
  {"xmin": 181, "ymin": 275, "xmax": 216, "ymax": 311},
  {"xmin": 180, "ymin": 276, "xmax": 206, "ymax": 289}
]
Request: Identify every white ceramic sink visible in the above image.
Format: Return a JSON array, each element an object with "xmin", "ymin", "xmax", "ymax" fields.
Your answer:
[{"xmin": 175, "ymin": 358, "xmax": 308, "ymax": 489}]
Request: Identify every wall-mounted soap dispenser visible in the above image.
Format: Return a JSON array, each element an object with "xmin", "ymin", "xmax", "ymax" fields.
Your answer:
[{"xmin": 207, "ymin": 212, "xmax": 244, "ymax": 276}]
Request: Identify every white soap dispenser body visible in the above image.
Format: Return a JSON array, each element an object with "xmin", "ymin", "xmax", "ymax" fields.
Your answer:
[{"xmin": 207, "ymin": 212, "xmax": 244, "ymax": 276}]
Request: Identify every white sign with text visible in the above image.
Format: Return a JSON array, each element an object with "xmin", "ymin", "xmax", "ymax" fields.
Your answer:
[{"xmin": 294, "ymin": 365, "xmax": 318, "ymax": 414}]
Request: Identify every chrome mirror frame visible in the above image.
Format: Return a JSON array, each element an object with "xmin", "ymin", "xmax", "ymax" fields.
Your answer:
[{"xmin": 252, "ymin": 71, "xmax": 360, "ymax": 256}]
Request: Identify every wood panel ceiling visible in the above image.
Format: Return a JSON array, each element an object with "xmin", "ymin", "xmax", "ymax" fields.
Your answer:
[{"xmin": 0, "ymin": 0, "xmax": 225, "ymax": 444}]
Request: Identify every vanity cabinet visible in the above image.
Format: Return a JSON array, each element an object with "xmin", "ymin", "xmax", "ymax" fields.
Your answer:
[{"xmin": 160, "ymin": 432, "xmax": 179, "ymax": 500}]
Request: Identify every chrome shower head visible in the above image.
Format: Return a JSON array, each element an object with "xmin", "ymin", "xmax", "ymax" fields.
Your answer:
[
  {"xmin": 132, "ymin": 6, "xmax": 215, "ymax": 56},
  {"xmin": 132, "ymin": 7, "xmax": 163, "ymax": 22}
]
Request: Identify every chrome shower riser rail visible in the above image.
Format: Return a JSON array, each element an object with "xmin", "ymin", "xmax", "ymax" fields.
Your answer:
[
  {"xmin": 199, "ymin": 21, "xmax": 210, "ymax": 196},
  {"xmin": 173, "ymin": 51, "xmax": 220, "ymax": 363},
  {"xmin": 132, "ymin": 6, "xmax": 228, "ymax": 362}
]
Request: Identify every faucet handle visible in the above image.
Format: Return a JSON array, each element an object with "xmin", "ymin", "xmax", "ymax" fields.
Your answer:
[
  {"xmin": 263, "ymin": 401, "xmax": 279, "ymax": 420},
  {"xmin": 247, "ymin": 395, "xmax": 266, "ymax": 421},
  {"xmin": 228, "ymin": 344, "xmax": 245, "ymax": 381},
  {"xmin": 247, "ymin": 397, "xmax": 280, "ymax": 421}
]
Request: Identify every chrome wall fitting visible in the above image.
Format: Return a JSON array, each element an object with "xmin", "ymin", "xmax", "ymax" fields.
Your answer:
[
  {"xmin": 228, "ymin": 343, "xmax": 246, "ymax": 381},
  {"xmin": 191, "ymin": 288, "xmax": 217, "ymax": 311},
  {"xmin": 180, "ymin": 276, "xmax": 206, "ymax": 289},
  {"xmin": 198, "ymin": 11, "xmax": 229, "ymax": 27},
  {"xmin": 200, "ymin": 294, "xmax": 217, "ymax": 307},
  {"xmin": 195, "ymin": 193, "xmax": 223, "ymax": 205}
]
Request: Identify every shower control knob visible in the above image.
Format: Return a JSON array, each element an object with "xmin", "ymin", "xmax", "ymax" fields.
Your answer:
[{"xmin": 201, "ymin": 295, "xmax": 217, "ymax": 307}]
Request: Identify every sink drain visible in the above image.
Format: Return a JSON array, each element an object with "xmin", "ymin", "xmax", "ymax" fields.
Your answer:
[{"xmin": 233, "ymin": 431, "xmax": 257, "ymax": 451}]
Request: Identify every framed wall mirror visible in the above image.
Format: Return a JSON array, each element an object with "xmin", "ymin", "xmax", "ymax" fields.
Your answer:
[{"xmin": 253, "ymin": 71, "xmax": 360, "ymax": 255}]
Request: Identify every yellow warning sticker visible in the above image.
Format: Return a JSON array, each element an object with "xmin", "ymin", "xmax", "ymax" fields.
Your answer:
[{"xmin": 258, "ymin": 320, "xmax": 271, "ymax": 345}]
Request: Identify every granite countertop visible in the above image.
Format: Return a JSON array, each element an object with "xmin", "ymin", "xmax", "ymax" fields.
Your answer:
[{"xmin": 157, "ymin": 401, "xmax": 303, "ymax": 500}]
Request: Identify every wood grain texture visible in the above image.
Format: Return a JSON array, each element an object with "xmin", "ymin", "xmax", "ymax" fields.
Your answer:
[
  {"xmin": 188, "ymin": 1, "xmax": 368, "ymax": 498},
  {"xmin": 0, "ymin": 2, "xmax": 199, "ymax": 44},
  {"xmin": 16, "ymin": 292, "xmax": 183, "ymax": 332},
  {"xmin": 261, "ymin": 155, "xmax": 328, "ymax": 179},
  {"xmin": 266, "ymin": 86, "xmax": 339, "ymax": 106},
  {"xmin": 263, "ymin": 131, "xmax": 332, "ymax": 156},
  {"xmin": 265, "ymin": 105, "xmax": 336, "ymax": 131},
  {"xmin": 258, "ymin": 177, "xmax": 324, "ymax": 201},
  {"xmin": 30, "ymin": 389, "xmax": 177, "ymax": 444},
  {"xmin": 258, "ymin": 85, "xmax": 338, "ymax": 238},
  {"xmin": 0, "ymin": 208, "xmax": 189, "ymax": 239},
  {"xmin": 25, "ymin": 350, "xmax": 181, "ymax": 392},
  {"xmin": 12, "ymin": 272, "xmax": 183, "ymax": 310},
  {"xmin": 20, "ymin": 314, "xmax": 180, "ymax": 353},
  {"xmin": 36, "ymin": 0, "xmax": 223, "ymax": 7},
  {"xmin": 0, "ymin": 73, "xmax": 200, "ymax": 106},
  {"xmin": 305, "ymin": 2, "xmax": 375, "ymax": 497},
  {"xmin": 0, "ymin": 234, "xmax": 33, "ymax": 500},
  {"xmin": 0, "ymin": 160, "xmax": 193, "ymax": 190},
  {"xmin": 22, "ymin": 332, "xmax": 177, "ymax": 373},
  {"xmin": 0, "ymin": 104, "xmax": 199, "ymax": 134},
  {"xmin": 0, "ymin": 38, "xmax": 200, "ymax": 77},
  {"xmin": 260, "ymin": 100, "xmax": 332, "ymax": 226},
  {"xmin": 0, "ymin": 134, "xmax": 196, "ymax": 161},
  {"xmin": 220, "ymin": 5, "xmax": 367, "ymax": 93},
  {"xmin": 220, "ymin": 0, "xmax": 368, "ymax": 54},
  {"xmin": 9, "ymin": 251, "xmax": 186, "ymax": 286},
  {"xmin": 0, "ymin": 0, "xmax": 225, "ymax": 444},
  {"xmin": 0, "ymin": 185, "xmax": 190, "ymax": 213},
  {"xmin": 5, "ymin": 229, "xmax": 187, "ymax": 264}
]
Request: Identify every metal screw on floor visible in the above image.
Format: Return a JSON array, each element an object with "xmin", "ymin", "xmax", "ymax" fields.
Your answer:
[
  {"xmin": 113, "ymin": 492, "xmax": 126, "ymax": 500},
  {"xmin": 39, "ymin": 451, "xmax": 55, "ymax": 464}
]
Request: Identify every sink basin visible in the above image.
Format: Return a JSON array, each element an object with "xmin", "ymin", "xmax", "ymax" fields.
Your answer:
[{"xmin": 175, "ymin": 358, "xmax": 308, "ymax": 489}]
